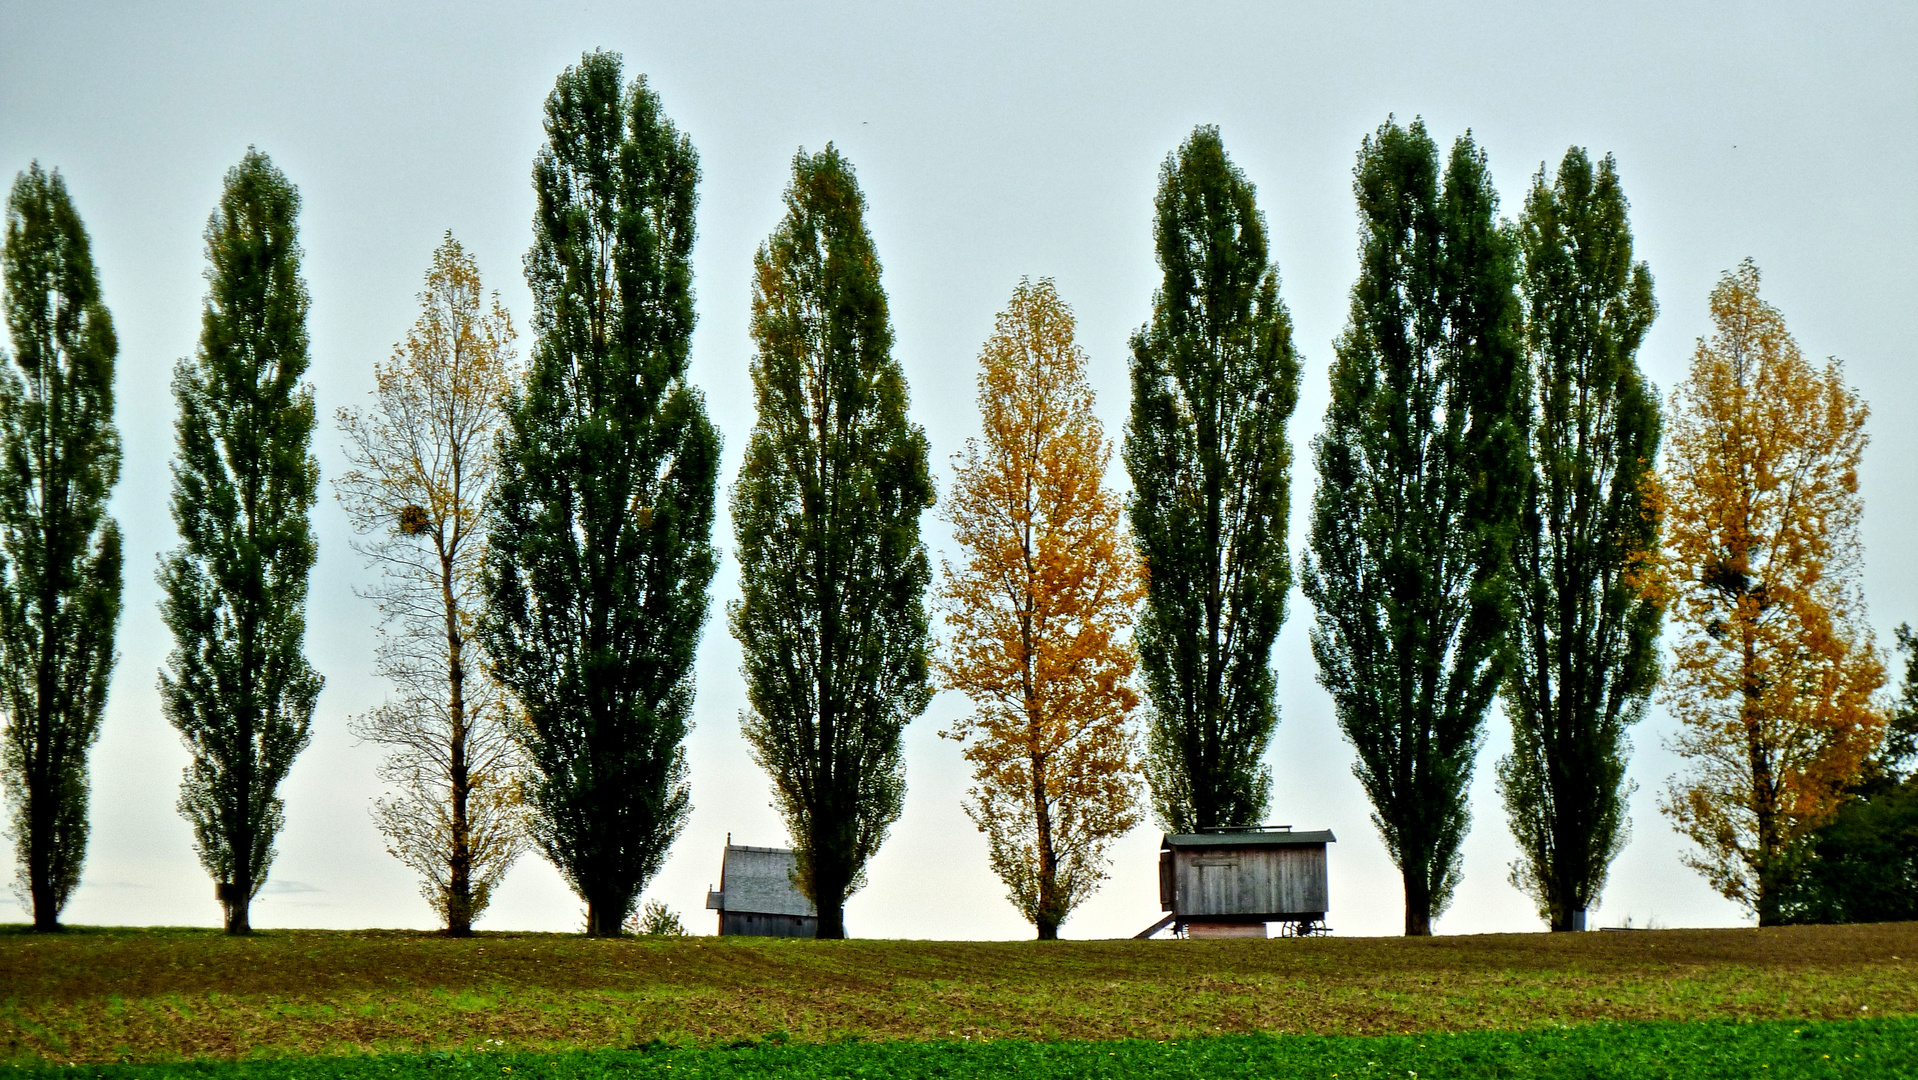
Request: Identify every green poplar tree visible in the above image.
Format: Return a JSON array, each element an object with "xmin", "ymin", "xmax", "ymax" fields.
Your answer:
[
  {"xmin": 730, "ymin": 145, "xmax": 934, "ymax": 939},
  {"xmin": 1499, "ymin": 148, "xmax": 1662, "ymax": 932},
  {"xmin": 1301, "ymin": 118, "xmax": 1528, "ymax": 936},
  {"xmin": 160, "ymin": 149, "xmax": 322, "ymax": 935},
  {"xmin": 0, "ymin": 164, "xmax": 124, "ymax": 932},
  {"xmin": 479, "ymin": 51, "xmax": 719, "ymax": 938},
  {"xmin": 1124, "ymin": 125, "xmax": 1300, "ymax": 833}
]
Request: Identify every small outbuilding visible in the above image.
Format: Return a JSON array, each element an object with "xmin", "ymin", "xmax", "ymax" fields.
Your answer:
[
  {"xmin": 1145, "ymin": 826, "xmax": 1335, "ymax": 939},
  {"xmin": 705, "ymin": 840, "xmax": 817, "ymax": 938}
]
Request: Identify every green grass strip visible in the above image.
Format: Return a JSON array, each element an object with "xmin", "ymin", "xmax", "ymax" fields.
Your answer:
[{"xmin": 7, "ymin": 1017, "xmax": 1915, "ymax": 1079}]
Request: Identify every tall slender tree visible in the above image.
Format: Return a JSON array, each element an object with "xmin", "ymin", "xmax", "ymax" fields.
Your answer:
[
  {"xmin": 160, "ymin": 149, "xmax": 322, "ymax": 935},
  {"xmin": 1653, "ymin": 259, "xmax": 1882, "ymax": 925},
  {"xmin": 1498, "ymin": 149, "xmax": 1662, "ymax": 932},
  {"xmin": 1124, "ymin": 125, "xmax": 1300, "ymax": 834},
  {"xmin": 937, "ymin": 279, "xmax": 1145, "ymax": 940},
  {"xmin": 0, "ymin": 164, "xmax": 123, "ymax": 932},
  {"xmin": 1301, "ymin": 118, "xmax": 1528, "ymax": 936},
  {"xmin": 337, "ymin": 232, "xmax": 525, "ymax": 935},
  {"xmin": 730, "ymin": 145, "xmax": 934, "ymax": 939},
  {"xmin": 479, "ymin": 52, "xmax": 719, "ymax": 937}
]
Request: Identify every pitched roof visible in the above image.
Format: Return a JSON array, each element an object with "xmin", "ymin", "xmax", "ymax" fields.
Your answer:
[
  {"xmin": 1163, "ymin": 827, "xmax": 1337, "ymax": 849},
  {"xmin": 707, "ymin": 844, "xmax": 816, "ymax": 918}
]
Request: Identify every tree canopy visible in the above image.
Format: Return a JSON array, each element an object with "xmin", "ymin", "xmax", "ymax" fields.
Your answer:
[
  {"xmin": 937, "ymin": 278, "xmax": 1143, "ymax": 939},
  {"xmin": 1498, "ymin": 148, "xmax": 1662, "ymax": 933},
  {"xmin": 730, "ymin": 144, "xmax": 934, "ymax": 940},
  {"xmin": 479, "ymin": 52, "xmax": 720, "ymax": 937},
  {"xmin": 1653, "ymin": 259, "xmax": 1883, "ymax": 925},
  {"xmin": 1302, "ymin": 117, "xmax": 1528, "ymax": 936},
  {"xmin": 159, "ymin": 149, "xmax": 322, "ymax": 935},
  {"xmin": 1124, "ymin": 125, "xmax": 1300, "ymax": 835},
  {"xmin": 0, "ymin": 163, "xmax": 124, "ymax": 931},
  {"xmin": 336, "ymin": 232, "xmax": 525, "ymax": 935}
]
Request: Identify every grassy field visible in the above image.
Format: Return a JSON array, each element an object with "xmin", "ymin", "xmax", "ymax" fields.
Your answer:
[
  {"xmin": 6, "ymin": 1019, "xmax": 1915, "ymax": 1079},
  {"xmin": 2, "ymin": 922, "xmax": 1914, "ymax": 1069}
]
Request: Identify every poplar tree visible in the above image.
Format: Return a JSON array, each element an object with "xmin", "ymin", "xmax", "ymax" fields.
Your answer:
[
  {"xmin": 1302, "ymin": 118, "xmax": 1527, "ymax": 936},
  {"xmin": 479, "ymin": 52, "xmax": 719, "ymax": 937},
  {"xmin": 937, "ymin": 279, "xmax": 1145, "ymax": 939},
  {"xmin": 730, "ymin": 145, "xmax": 934, "ymax": 939},
  {"xmin": 1124, "ymin": 126, "xmax": 1300, "ymax": 834},
  {"xmin": 336, "ymin": 233, "xmax": 525, "ymax": 935},
  {"xmin": 1653, "ymin": 260, "xmax": 1882, "ymax": 925},
  {"xmin": 1498, "ymin": 149, "xmax": 1662, "ymax": 932},
  {"xmin": 160, "ymin": 149, "xmax": 322, "ymax": 935},
  {"xmin": 0, "ymin": 164, "xmax": 123, "ymax": 932}
]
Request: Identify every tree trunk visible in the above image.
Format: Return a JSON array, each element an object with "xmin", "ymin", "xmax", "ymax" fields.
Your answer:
[
  {"xmin": 1403, "ymin": 876, "xmax": 1432, "ymax": 936},
  {"xmin": 1548, "ymin": 843, "xmax": 1581, "ymax": 932},
  {"xmin": 809, "ymin": 839, "xmax": 851, "ymax": 940},
  {"xmin": 1032, "ymin": 748, "xmax": 1060, "ymax": 938},
  {"xmin": 226, "ymin": 885, "xmax": 252, "ymax": 935},
  {"xmin": 1755, "ymin": 864, "xmax": 1783, "ymax": 927},
  {"xmin": 1550, "ymin": 906, "xmax": 1585, "ymax": 932},
  {"xmin": 812, "ymin": 439, "xmax": 846, "ymax": 944},
  {"xmin": 28, "ymin": 787, "xmax": 57, "ymax": 931},
  {"xmin": 229, "ymin": 752, "xmax": 253, "ymax": 935},
  {"xmin": 30, "ymin": 568, "xmax": 59, "ymax": 932},
  {"xmin": 229, "ymin": 718, "xmax": 254, "ymax": 936},
  {"xmin": 229, "ymin": 482, "xmax": 257, "ymax": 938},
  {"xmin": 1743, "ymin": 625, "xmax": 1782, "ymax": 927},
  {"xmin": 30, "ymin": 875, "xmax": 57, "ymax": 931},
  {"xmin": 586, "ymin": 896, "xmax": 623, "ymax": 937},
  {"xmin": 1202, "ymin": 411, "xmax": 1224, "ymax": 833},
  {"xmin": 815, "ymin": 893, "xmax": 847, "ymax": 939},
  {"xmin": 444, "ymin": 547, "xmax": 473, "ymax": 937}
]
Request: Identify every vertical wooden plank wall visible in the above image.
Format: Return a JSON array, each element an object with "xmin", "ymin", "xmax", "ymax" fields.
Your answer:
[{"xmin": 1172, "ymin": 845, "xmax": 1328, "ymax": 917}]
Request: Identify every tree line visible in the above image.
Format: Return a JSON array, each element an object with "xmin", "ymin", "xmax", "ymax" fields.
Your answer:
[{"xmin": 4, "ymin": 50, "xmax": 1912, "ymax": 939}]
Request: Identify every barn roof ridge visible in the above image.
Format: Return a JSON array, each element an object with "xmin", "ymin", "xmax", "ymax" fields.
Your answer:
[{"xmin": 1162, "ymin": 827, "xmax": 1337, "ymax": 848}]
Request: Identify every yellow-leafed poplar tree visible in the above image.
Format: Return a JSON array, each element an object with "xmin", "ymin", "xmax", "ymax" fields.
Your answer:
[
  {"xmin": 1654, "ymin": 259, "xmax": 1883, "ymax": 925},
  {"xmin": 938, "ymin": 278, "xmax": 1144, "ymax": 939}
]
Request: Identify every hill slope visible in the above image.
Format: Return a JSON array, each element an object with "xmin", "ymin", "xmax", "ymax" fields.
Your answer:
[{"xmin": 2, "ymin": 923, "xmax": 1914, "ymax": 1064}]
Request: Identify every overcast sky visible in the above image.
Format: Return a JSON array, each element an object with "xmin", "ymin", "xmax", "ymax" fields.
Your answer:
[{"xmin": 1, "ymin": 1, "xmax": 1913, "ymax": 939}]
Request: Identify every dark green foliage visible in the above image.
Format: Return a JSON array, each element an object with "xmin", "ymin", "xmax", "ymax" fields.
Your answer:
[
  {"xmin": 1499, "ymin": 149, "xmax": 1662, "ymax": 932},
  {"xmin": 479, "ymin": 51, "xmax": 719, "ymax": 938},
  {"xmin": 1883, "ymin": 624, "xmax": 1918, "ymax": 775},
  {"xmin": 1124, "ymin": 125, "xmax": 1301, "ymax": 833},
  {"xmin": 1301, "ymin": 118, "xmax": 1528, "ymax": 935},
  {"xmin": 159, "ymin": 150, "xmax": 322, "ymax": 935},
  {"xmin": 15, "ymin": 1020, "xmax": 1916, "ymax": 1078},
  {"xmin": 1776, "ymin": 774, "xmax": 1918, "ymax": 926},
  {"xmin": 1775, "ymin": 628, "xmax": 1918, "ymax": 925},
  {"xmin": 730, "ymin": 145, "xmax": 934, "ymax": 939},
  {"xmin": 0, "ymin": 165, "xmax": 123, "ymax": 931}
]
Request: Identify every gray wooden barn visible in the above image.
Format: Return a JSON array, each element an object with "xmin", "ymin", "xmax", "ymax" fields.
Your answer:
[
  {"xmin": 1143, "ymin": 826, "xmax": 1335, "ymax": 938},
  {"xmin": 704, "ymin": 841, "xmax": 818, "ymax": 938}
]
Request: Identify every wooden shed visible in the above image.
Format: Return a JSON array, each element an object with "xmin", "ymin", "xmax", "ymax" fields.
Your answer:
[
  {"xmin": 704, "ymin": 841, "xmax": 818, "ymax": 938},
  {"xmin": 1149, "ymin": 826, "xmax": 1335, "ymax": 938}
]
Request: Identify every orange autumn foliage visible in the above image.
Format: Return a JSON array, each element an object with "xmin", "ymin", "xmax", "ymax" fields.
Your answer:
[
  {"xmin": 1651, "ymin": 259, "xmax": 1884, "ymax": 924},
  {"xmin": 937, "ymin": 279, "xmax": 1145, "ymax": 938}
]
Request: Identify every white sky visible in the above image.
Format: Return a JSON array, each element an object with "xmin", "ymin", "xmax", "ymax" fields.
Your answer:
[{"xmin": 1, "ymin": 1, "xmax": 1913, "ymax": 939}]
